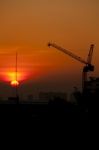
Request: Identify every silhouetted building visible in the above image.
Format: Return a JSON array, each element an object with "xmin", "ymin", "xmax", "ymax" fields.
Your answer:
[
  {"xmin": 27, "ymin": 94, "xmax": 34, "ymax": 102},
  {"xmin": 8, "ymin": 96, "xmax": 19, "ymax": 103},
  {"xmin": 70, "ymin": 87, "xmax": 82, "ymax": 105},
  {"xmin": 39, "ymin": 92, "xmax": 67, "ymax": 102},
  {"xmin": 85, "ymin": 77, "xmax": 99, "ymax": 94},
  {"xmin": 0, "ymin": 96, "xmax": 3, "ymax": 101},
  {"xmin": 70, "ymin": 93, "xmax": 77, "ymax": 104},
  {"xmin": 81, "ymin": 77, "xmax": 99, "ymax": 109}
]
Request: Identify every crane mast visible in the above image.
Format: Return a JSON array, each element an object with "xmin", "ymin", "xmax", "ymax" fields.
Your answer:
[
  {"xmin": 48, "ymin": 42, "xmax": 94, "ymax": 92},
  {"xmin": 87, "ymin": 44, "xmax": 94, "ymax": 64}
]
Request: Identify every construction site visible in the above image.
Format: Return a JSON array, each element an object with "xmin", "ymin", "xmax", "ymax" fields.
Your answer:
[
  {"xmin": 0, "ymin": 42, "xmax": 98, "ymax": 122},
  {"xmin": 1, "ymin": 1, "xmax": 99, "ymax": 125},
  {"xmin": 47, "ymin": 42, "xmax": 98, "ymax": 105}
]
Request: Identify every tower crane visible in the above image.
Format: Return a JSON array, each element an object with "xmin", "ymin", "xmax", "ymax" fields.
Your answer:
[{"xmin": 48, "ymin": 42, "xmax": 94, "ymax": 93}]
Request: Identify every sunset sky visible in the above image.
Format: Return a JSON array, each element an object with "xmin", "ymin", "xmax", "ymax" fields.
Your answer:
[{"xmin": 0, "ymin": 0, "xmax": 99, "ymax": 99}]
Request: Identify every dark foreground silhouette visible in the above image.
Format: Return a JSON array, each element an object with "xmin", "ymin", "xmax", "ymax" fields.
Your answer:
[{"xmin": 0, "ymin": 96, "xmax": 90, "ymax": 122}]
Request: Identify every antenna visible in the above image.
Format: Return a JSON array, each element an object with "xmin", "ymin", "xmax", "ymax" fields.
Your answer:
[
  {"xmin": 16, "ymin": 52, "xmax": 18, "ymax": 83},
  {"xmin": 15, "ymin": 52, "xmax": 18, "ymax": 101}
]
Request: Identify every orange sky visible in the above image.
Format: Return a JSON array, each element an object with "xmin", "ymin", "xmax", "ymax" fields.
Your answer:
[{"xmin": 0, "ymin": 0, "xmax": 99, "ymax": 98}]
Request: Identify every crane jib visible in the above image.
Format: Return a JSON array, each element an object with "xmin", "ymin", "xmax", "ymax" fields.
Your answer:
[{"xmin": 48, "ymin": 43, "xmax": 88, "ymax": 65}]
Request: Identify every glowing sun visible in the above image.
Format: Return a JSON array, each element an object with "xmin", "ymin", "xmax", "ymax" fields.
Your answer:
[{"xmin": 11, "ymin": 80, "xmax": 19, "ymax": 87}]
